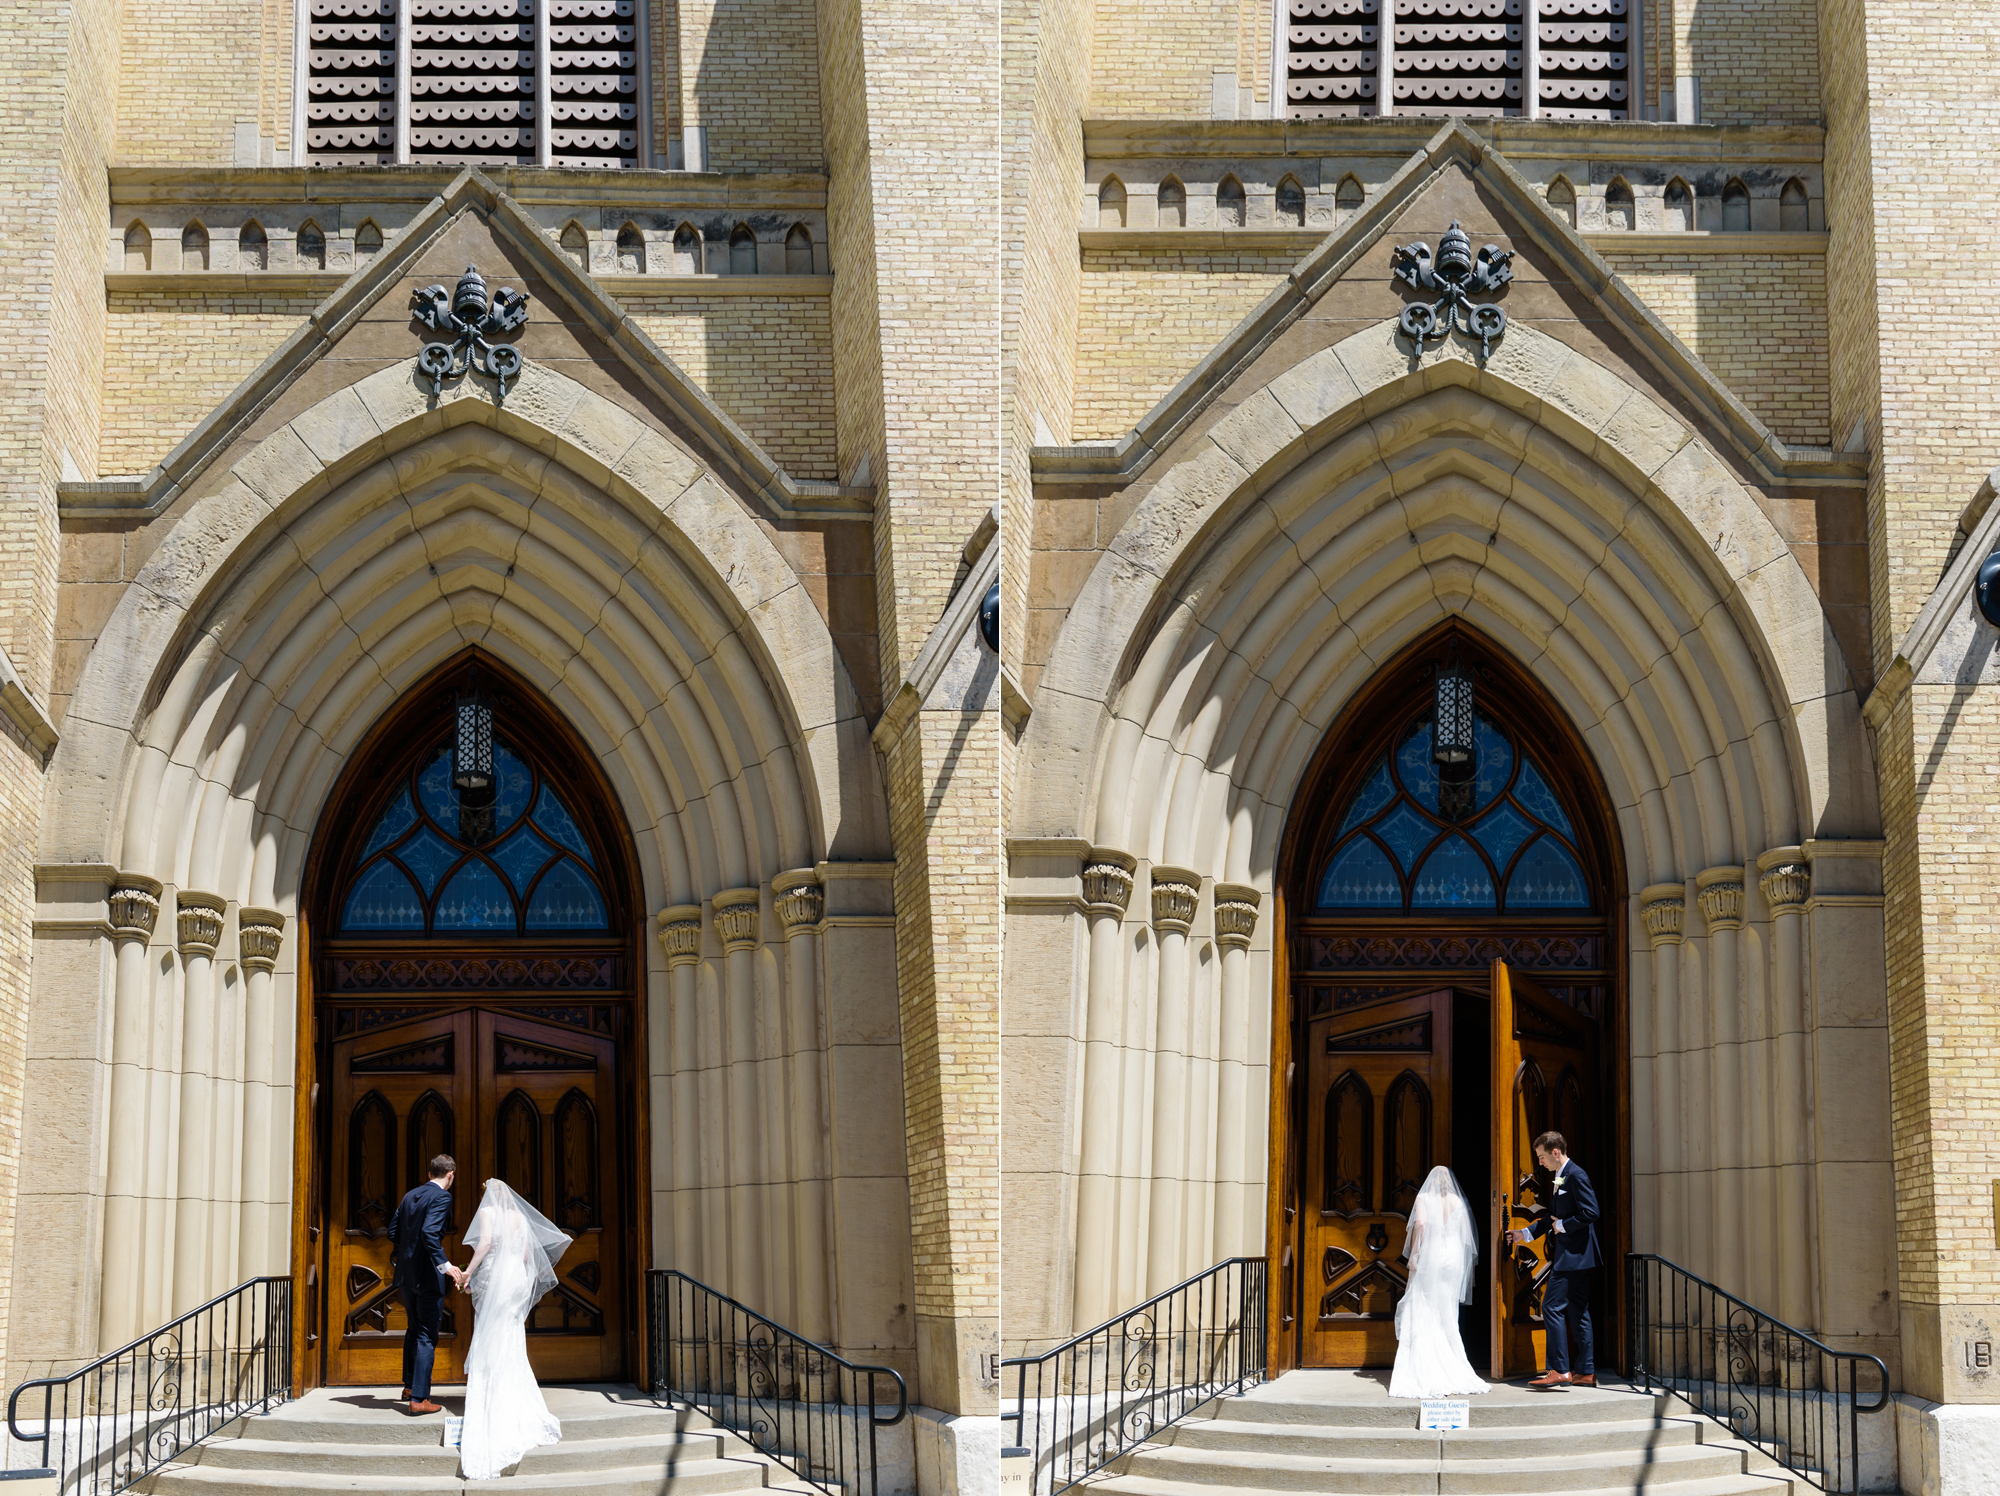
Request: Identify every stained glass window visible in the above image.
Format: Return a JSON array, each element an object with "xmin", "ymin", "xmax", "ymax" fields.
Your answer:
[
  {"xmin": 1316, "ymin": 710, "xmax": 1590, "ymax": 913},
  {"xmin": 339, "ymin": 735, "xmax": 611, "ymax": 935}
]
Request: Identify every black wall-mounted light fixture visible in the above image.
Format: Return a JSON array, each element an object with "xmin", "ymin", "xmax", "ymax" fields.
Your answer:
[
  {"xmin": 1434, "ymin": 647, "xmax": 1477, "ymax": 820},
  {"xmin": 453, "ymin": 680, "xmax": 495, "ymax": 798},
  {"xmin": 1977, "ymin": 552, "xmax": 2000, "ymax": 628},
  {"xmin": 980, "ymin": 577, "xmax": 1000, "ymax": 654}
]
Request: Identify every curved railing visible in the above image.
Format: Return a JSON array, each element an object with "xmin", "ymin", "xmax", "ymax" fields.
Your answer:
[
  {"xmin": 1002, "ymin": 1257, "xmax": 1267, "ymax": 1496},
  {"xmin": 646, "ymin": 1269, "xmax": 907, "ymax": 1496},
  {"xmin": 6, "ymin": 1277, "xmax": 292, "ymax": 1496},
  {"xmin": 1626, "ymin": 1254, "xmax": 1889, "ymax": 1493}
]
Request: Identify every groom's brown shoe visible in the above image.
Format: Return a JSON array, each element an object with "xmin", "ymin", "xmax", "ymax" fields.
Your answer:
[
  {"xmin": 1527, "ymin": 1371, "xmax": 1570, "ymax": 1388},
  {"xmin": 1570, "ymin": 1374, "xmax": 1596, "ymax": 1388},
  {"xmin": 408, "ymin": 1399, "xmax": 444, "ymax": 1415},
  {"xmin": 398, "ymin": 1388, "xmax": 414, "ymax": 1402}
]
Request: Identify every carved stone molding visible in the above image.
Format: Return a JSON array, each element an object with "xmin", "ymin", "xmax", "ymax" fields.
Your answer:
[
  {"xmin": 238, "ymin": 908, "xmax": 287, "ymax": 973},
  {"xmin": 1639, "ymin": 883, "xmax": 1686, "ymax": 947},
  {"xmin": 657, "ymin": 904, "xmax": 703, "ymax": 967},
  {"xmin": 1213, "ymin": 883, "xmax": 1262, "ymax": 950},
  {"xmin": 713, "ymin": 889, "xmax": 762, "ymax": 953},
  {"xmin": 109, "ymin": 875, "xmax": 164, "ymax": 943},
  {"xmin": 1082, "ymin": 848, "xmax": 1138, "ymax": 916},
  {"xmin": 1150, "ymin": 866, "xmax": 1202, "ymax": 936},
  {"xmin": 1695, "ymin": 867, "xmax": 1745, "ymax": 933},
  {"xmin": 1757, "ymin": 847, "xmax": 1810, "ymax": 912},
  {"xmin": 772, "ymin": 870, "xmax": 824, "ymax": 933},
  {"xmin": 176, "ymin": 891, "xmax": 227, "ymax": 957}
]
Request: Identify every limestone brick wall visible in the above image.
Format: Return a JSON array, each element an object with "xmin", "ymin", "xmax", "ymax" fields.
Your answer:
[
  {"xmin": 1601, "ymin": 251, "xmax": 1830, "ymax": 447},
  {"xmin": 675, "ymin": 0, "xmax": 826, "ymax": 172},
  {"xmin": 1647, "ymin": 0, "xmax": 1820, "ymax": 125},
  {"xmin": 0, "ymin": 732, "xmax": 38, "ymax": 1381},
  {"xmin": 117, "ymin": 0, "xmax": 290, "ymax": 163},
  {"xmin": 1089, "ymin": 0, "xmax": 1240, "ymax": 118}
]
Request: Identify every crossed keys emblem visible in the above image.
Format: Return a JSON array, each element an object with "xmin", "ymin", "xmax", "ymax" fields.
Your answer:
[
  {"xmin": 1391, "ymin": 221, "xmax": 1514, "ymax": 362},
  {"xmin": 410, "ymin": 264, "xmax": 531, "ymax": 399}
]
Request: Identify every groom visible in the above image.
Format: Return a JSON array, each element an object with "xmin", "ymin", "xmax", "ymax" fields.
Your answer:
[
  {"xmin": 1506, "ymin": 1130, "xmax": 1600, "ymax": 1388},
  {"xmin": 388, "ymin": 1153, "xmax": 466, "ymax": 1415}
]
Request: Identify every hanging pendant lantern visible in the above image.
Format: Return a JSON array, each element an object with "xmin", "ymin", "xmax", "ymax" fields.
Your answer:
[
  {"xmin": 1433, "ymin": 652, "xmax": 1475, "ymax": 766},
  {"xmin": 453, "ymin": 682, "xmax": 495, "ymax": 798}
]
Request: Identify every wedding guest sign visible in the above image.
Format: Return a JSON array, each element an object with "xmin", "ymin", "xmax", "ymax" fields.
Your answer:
[
  {"xmin": 443, "ymin": 1416, "xmax": 464, "ymax": 1449},
  {"xmin": 1419, "ymin": 1399, "xmax": 1470, "ymax": 1431}
]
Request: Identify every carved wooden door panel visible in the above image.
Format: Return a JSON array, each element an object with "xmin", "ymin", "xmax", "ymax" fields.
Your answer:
[
  {"xmin": 475, "ymin": 1009, "xmax": 622, "ymax": 1381},
  {"xmin": 1301, "ymin": 989, "xmax": 1455, "ymax": 1368},
  {"xmin": 327, "ymin": 1010, "xmax": 475, "ymax": 1386},
  {"xmin": 1490, "ymin": 959, "xmax": 1598, "ymax": 1378}
]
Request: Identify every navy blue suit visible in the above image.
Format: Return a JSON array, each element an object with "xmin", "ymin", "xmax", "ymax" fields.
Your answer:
[
  {"xmin": 1530, "ymin": 1160, "xmax": 1599, "ymax": 1374},
  {"xmin": 387, "ymin": 1180, "xmax": 453, "ymax": 1398}
]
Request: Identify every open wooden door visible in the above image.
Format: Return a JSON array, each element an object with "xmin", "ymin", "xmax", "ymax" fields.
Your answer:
[{"xmin": 1490, "ymin": 959, "xmax": 1599, "ymax": 1379}]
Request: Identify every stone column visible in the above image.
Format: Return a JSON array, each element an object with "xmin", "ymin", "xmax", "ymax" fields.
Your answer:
[
  {"xmin": 774, "ymin": 869, "xmax": 833, "ymax": 1343},
  {"xmin": 1695, "ymin": 866, "xmax": 1746, "ymax": 1299},
  {"xmin": 100, "ymin": 876, "xmax": 162, "ymax": 1349},
  {"xmin": 172, "ymin": 891, "xmax": 226, "ymax": 1315},
  {"xmin": 1211, "ymin": 884, "xmax": 1260, "ymax": 1262},
  {"xmin": 658, "ymin": 907, "xmax": 704, "ymax": 1281},
  {"xmin": 235, "ymin": 909, "xmax": 285, "ymax": 1281},
  {"xmin": 1640, "ymin": 884, "xmax": 1686, "ymax": 1269},
  {"xmin": 713, "ymin": 888, "xmax": 763, "ymax": 1310},
  {"xmin": 1758, "ymin": 850, "xmax": 1814, "ymax": 1335},
  {"xmin": 1145, "ymin": 866, "xmax": 1200, "ymax": 1296},
  {"xmin": 1071, "ymin": 850, "xmax": 1135, "ymax": 1329}
]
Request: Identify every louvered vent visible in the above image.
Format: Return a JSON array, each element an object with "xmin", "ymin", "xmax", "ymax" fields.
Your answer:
[
  {"xmin": 1287, "ymin": 0, "xmax": 1380, "ymax": 118},
  {"xmin": 306, "ymin": 0, "xmax": 398, "ymax": 164},
  {"xmin": 549, "ymin": 0, "xmax": 639, "ymax": 167},
  {"xmin": 1393, "ymin": 0, "xmax": 1521, "ymax": 116},
  {"xmin": 1536, "ymin": 0, "xmax": 1628, "ymax": 119},
  {"xmin": 409, "ymin": 0, "xmax": 538, "ymax": 166}
]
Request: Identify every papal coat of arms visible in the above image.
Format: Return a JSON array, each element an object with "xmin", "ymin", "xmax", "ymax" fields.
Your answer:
[
  {"xmin": 1391, "ymin": 221, "xmax": 1514, "ymax": 362},
  {"xmin": 410, "ymin": 265, "xmax": 532, "ymax": 400}
]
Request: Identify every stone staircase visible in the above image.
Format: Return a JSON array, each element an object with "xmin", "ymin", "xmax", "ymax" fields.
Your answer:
[
  {"xmin": 139, "ymin": 1385, "xmax": 821, "ymax": 1496},
  {"xmin": 1093, "ymin": 1370, "xmax": 1806, "ymax": 1495}
]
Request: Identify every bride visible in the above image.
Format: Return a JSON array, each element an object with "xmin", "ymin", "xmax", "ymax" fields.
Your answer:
[
  {"xmin": 456, "ymin": 1180, "xmax": 573, "ymax": 1477},
  {"xmin": 1388, "ymin": 1166, "xmax": 1489, "ymax": 1399}
]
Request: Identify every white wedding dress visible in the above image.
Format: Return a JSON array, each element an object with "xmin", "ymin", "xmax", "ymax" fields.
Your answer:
[
  {"xmin": 1388, "ymin": 1166, "xmax": 1490, "ymax": 1399},
  {"xmin": 458, "ymin": 1181, "xmax": 572, "ymax": 1478}
]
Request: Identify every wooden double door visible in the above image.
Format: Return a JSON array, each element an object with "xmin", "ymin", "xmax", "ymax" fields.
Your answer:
[
  {"xmin": 1301, "ymin": 961, "xmax": 1598, "ymax": 1376},
  {"xmin": 326, "ymin": 1005, "xmax": 622, "ymax": 1385}
]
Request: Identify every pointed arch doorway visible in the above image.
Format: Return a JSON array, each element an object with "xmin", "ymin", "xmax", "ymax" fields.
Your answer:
[
  {"xmin": 1269, "ymin": 624, "xmax": 1629, "ymax": 1379},
  {"xmin": 296, "ymin": 650, "xmax": 649, "ymax": 1389}
]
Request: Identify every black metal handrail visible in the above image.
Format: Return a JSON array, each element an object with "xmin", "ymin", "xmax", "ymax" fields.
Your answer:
[
  {"xmin": 1627, "ymin": 1254, "xmax": 1888, "ymax": 1493},
  {"xmin": 6, "ymin": 1277, "xmax": 292, "ymax": 1496},
  {"xmin": 646, "ymin": 1270, "xmax": 907, "ymax": 1496},
  {"xmin": 1002, "ymin": 1256, "xmax": 1267, "ymax": 1496}
]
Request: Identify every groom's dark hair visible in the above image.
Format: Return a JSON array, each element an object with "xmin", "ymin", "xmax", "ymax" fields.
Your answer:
[
  {"xmin": 428, "ymin": 1154, "xmax": 456, "ymax": 1179},
  {"xmin": 1533, "ymin": 1131, "xmax": 1567, "ymax": 1156}
]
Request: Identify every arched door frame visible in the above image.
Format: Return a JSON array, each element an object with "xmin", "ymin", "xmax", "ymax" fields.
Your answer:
[
  {"xmin": 1264, "ymin": 618, "xmax": 1631, "ymax": 1375},
  {"xmin": 291, "ymin": 645, "xmax": 652, "ymax": 1390}
]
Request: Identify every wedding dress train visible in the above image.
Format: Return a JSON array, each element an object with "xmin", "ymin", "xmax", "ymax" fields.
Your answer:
[
  {"xmin": 1388, "ymin": 1165, "xmax": 1489, "ymax": 1399},
  {"xmin": 458, "ymin": 1181, "xmax": 572, "ymax": 1478}
]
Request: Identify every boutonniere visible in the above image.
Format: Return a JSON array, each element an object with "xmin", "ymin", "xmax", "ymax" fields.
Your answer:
[{"xmin": 1555, "ymin": 1181, "xmax": 1567, "ymax": 1195}]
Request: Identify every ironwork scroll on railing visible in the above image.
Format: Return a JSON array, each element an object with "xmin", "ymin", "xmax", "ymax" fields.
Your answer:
[
  {"xmin": 647, "ymin": 1270, "xmax": 907, "ymax": 1496},
  {"xmin": 1626, "ymin": 1254, "xmax": 1889, "ymax": 1494},
  {"xmin": 6, "ymin": 1277, "xmax": 292, "ymax": 1496},
  {"xmin": 1002, "ymin": 1256, "xmax": 1267, "ymax": 1496}
]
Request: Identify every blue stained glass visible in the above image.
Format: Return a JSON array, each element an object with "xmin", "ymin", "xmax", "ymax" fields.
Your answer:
[
  {"xmin": 1317, "ymin": 836, "xmax": 1403, "ymax": 908},
  {"xmin": 490, "ymin": 745, "xmax": 532, "ymax": 835},
  {"xmin": 342, "ymin": 860, "xmax": 425, "ymax": 931},
  {"xmin": 1336, "ymin": 757, "xmax": 1395, "ymax": 837},
  {"xmin": 361, "ymin": 788, "xmax": 418, "ymax": 859},
  {"xmin": 526, "ymin": 859, "xmax": 609, "ymax": 930},
  {"xmin": 491, "ymin": 826, "xmax": 556, "ymax": 894},
  {"xmin": 1505, "ymin": 835, "xmax": 1590, "ymax": 909},
  {"xmin": 1470, "ymin": 801, "xmax": 1536, "ymax": 874},
  {"xmin": 1396, "ymin": 723, "xmax": 1439, "ymax": 812},
  {"xmin": 1411, "ymin": 834, "xmax": 1497, "ymax": 909},
  {"xmin": 1514, "ymin": 757, "xmax": 1573, "ymax": 839},
  {"xmin": 434, "ymin": 860, "xmax": 516, "ymax": 931},
  {"xmin": 417, "ymin": 747, "xmax": 459, "ymax": 838},
  {"xmin": 395, "ymin": 826, "xmax": 461, "ymax": 896},
  {"xmin": 531, "ymin": 784, "xmax": 594, "ymax": 867},
  {"xmin": 1472, "ymin": 715, "xmax": 1515, "ymax": 812},
  {"xmin": 1373, "ymin": 802, "xmax": 1438, "ymax": 873}
]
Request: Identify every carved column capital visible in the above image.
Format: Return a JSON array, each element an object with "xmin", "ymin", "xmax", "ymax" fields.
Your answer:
[
  {"xmin": 237, "ymin": 908, "xmax": 287, "ymax": 973},
  {"xmin": 772, "ymin": 870, "xmax": 824, "ymax": 933},
  {"xmin": 1639, "ymin": 883, "xmax": 1686, "ymax": 947},
  {"xmin": 712, "ymin": 888, "xmax": 762, "ymax": 953},
  {"xmin": 1212, "ymin": 883, "xmax": 1261, "ymax": 950},
  {"xmin": 109, "ymin": 875, "xmax": 164, "ymax": 944},
  {"xmin": 1081, "ymin": 848, "xmax": 1137, "ymax": 917},
  {"xmin": 1757, "ymin": 847, "xmax": 1810, "ymax": 913},
  {"xmin": 176, "ymin": 890, "xmax": 227, "ymax": 957},
  {"xmin": 1695, "ymin": 866, "xmax": 1745, "ymax": 933},
  {"xmin": 657, "ymin": 904, "xmax": 704, "ymax": 967},
  {"xmin": 1149, "ymin": 866, "xmax": 1201, "ymax": 936}
]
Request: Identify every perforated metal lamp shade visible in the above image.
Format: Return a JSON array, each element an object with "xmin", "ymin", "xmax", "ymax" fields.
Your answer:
[
  {"xmin": 453, "ymin": 689, "xmax": 495, "ymax": 794},
  {"xmin": 1433, "ymin": 657, "xmax": 1475, "ymax": 766}
]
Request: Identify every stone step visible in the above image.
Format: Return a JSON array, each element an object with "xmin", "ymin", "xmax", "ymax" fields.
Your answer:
[
  {"xmin": 1168, "ymin": 1414, "xmax": 1704, "ymax": 1460},
  {"xmin": 1096, "ymin": 1475, "xmax": 1793, "ymax": 1496},
  {"xmin": 1215, "ymin": 1388, "xmax": 1673, "ymax": 1430},
  {"xmin": 239, "ymin": 1404, "xmax": 694, "ymax": 1447},
  {"xmin": 149, "ymin": 1454, "xmax": 770, "ymax": 1496},
  {"xmin": 193, "ymin": 1429, "xmax": 730, "ymax": 1477},
  {"xmin": 1121, "ymin": 1438, "xmax": 1746, "ymax": 1492}
]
